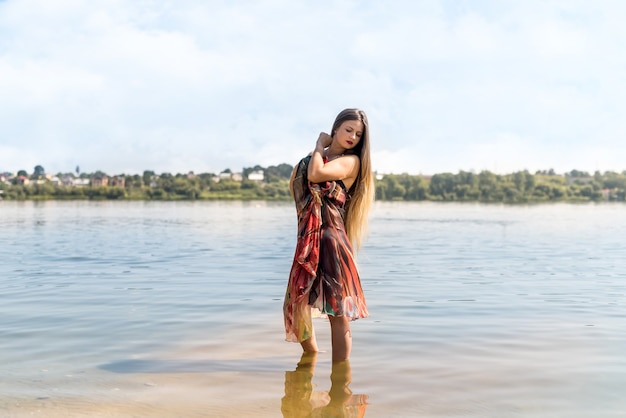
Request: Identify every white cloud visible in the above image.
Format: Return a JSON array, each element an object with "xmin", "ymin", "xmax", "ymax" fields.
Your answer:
[
  {"xmin": 529, "ymin": 21, "xmax": 590, "ymax": 57},
  {"xmin": 1, "ymin": 0, "xmax": 626, "ymax": 175}
]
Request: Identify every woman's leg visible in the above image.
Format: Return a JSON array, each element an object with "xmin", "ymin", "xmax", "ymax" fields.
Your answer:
[
  {"xmin": 300, "ymin": 329, "xmax": 319, "ymax": 353},
  {"xmin": 329, "ymin": 315, "xmax": 352, "ymax": 362}
]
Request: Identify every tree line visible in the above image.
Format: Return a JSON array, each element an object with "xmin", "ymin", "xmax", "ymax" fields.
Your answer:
[
  {"xmin": 2, "ymin": 166, "xmax": 626, "ymax": 203},
  {"xmin": 376, "ymin": 170, "xmax": 626, "ymax": 202}
]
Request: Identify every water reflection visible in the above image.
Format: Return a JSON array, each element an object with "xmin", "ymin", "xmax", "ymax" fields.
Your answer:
[{"xmin": 281, "ymin": 353, "xmax": 368, "ymax": 417}]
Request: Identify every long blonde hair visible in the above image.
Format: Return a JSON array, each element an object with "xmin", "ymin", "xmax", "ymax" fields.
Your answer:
[{"xmin": 331, "ymin": 108, "xmax": 374, "ymax": 250}]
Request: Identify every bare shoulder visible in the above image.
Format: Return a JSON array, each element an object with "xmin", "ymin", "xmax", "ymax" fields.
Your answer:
[
  {"xmin": 342, "ymin": 155, "xmax": 360, "ymax": 185},
  {"xmin": 345, "ymin": 154, "xmax": 360, "ymax": 164},
  {"xmin": 344, "ymin": 154, "xmax": 360, "ymax": 171}
]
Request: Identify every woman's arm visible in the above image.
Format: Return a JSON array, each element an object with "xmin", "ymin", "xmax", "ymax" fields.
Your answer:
[
  {"xmin": 307, "ymin": 132, "xmax": 360, "ymax": 185},
  {"xmin": 308, "ymin": 155, "xmax": 359, "ymax": 184}
]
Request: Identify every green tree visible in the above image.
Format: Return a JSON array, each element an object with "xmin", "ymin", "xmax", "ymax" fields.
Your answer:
[
  {"xmin": 429, "ymin": 173, "xmax": 456, "ymax": 200},
  {"xmin": 568, "ymin": 169, "xmax": 590, "ymax": 178},
  {"xmin": 402, "ymin": 174, "xmax": 428, "ymax": 200},
  {"xmin": 106, "ymin": 187, "xmax": 127, "ymax": 199},
  {"xmin": 143, "ymin": 170, "xmax": 155, "ymax": 186},
  {"xmin": 211, "ymin": 179, "xmax": 240, "ymax": 192},
  {"xmin": 265, "ymin": 164, "xmax": 293, "ymax": 182},
  {"xmin": 375, "ymin": 179, "xmax": 388, "ymax": 200},
  {"xmin": 381, "ymin": 175, "xmax": 406, "ymax": 200},
  {"xmin": 33, "ymin": 165, "xmax": 45, "ymax": 178},
  {"xmin": 477, "ymin": 171, "xmax": 501, "ymax": 201},
  {"xmin": 602, "ymin": 171, "xmax": 626, "ymax": 190},
  {"xmin": 243, "ymin": 165, "xmax": 264, "ymax": 178}
]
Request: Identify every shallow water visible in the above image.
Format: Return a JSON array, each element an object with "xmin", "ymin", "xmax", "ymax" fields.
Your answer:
[{"xmin": 1, "ymin": 201, "xmax": 625, "ymax": 417}]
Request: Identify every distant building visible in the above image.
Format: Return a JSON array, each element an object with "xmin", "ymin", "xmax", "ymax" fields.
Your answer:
[
  {"xmin": 62, "ymin": 176, "xmax": 75, "ymax": 186},
  {"xmin": 248, "ymin": 170, "xmax": 264, "ymax": 182},
  {"xmin": 16, "ymin": 176, "xmax": 29, "ymax": 185},
  {"xmin": 218, "ymin": 171, "xmax": 243, "ymax": 182},
  {"xmin": 73, "ymin": 178, "xmax": 90, "ymax": 187},
  {"xmin": 92, "ymin": 175, "xmax": 109, "ymax": 187},
  {"xmin": 109, "ymin": 176, "xmax": 125, "ymax": 188}
]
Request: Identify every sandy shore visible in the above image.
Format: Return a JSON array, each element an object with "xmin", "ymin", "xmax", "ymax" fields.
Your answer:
[
  {"xmin": 2, "ymin": 321, "xmax": 371, "ymax": 418},
  {"xmin": 2, "ymin": 320, "xmax": 623, "ymax": 418}
]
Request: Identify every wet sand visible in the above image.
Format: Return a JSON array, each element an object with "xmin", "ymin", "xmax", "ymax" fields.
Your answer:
[
  {"xmin": 2, "ymin": 321, "xmax": 360, "ymax": 418},
  {"xmin": 3, "ymin": 317, "xmax": 623, "ymax": 417}
]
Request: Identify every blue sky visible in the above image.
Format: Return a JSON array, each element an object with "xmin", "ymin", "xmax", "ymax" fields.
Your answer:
[{"xmin": 1, "ymin": 0, "xmax": 625, "ymax": 175}]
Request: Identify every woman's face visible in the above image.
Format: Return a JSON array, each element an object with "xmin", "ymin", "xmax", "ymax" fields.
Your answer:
[{"xmin": 333, "ymin": 120, "xmax": 364, "ymax": 151}]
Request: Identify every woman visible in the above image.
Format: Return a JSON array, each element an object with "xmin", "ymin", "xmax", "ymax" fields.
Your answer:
[{"xmin": 283, "ymin": 108, "xmax": 374, "ymax": 362}]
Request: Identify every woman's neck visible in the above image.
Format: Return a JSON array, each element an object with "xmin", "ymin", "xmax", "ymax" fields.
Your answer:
[{"xmin": 326, "ymin": 144, "xmax": 346, "ymax": 158}]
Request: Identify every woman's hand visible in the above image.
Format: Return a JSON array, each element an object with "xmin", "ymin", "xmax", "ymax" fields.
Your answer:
[{"xmin": 316, "ymin": 132, "xmax": 333, "ymax": 149}]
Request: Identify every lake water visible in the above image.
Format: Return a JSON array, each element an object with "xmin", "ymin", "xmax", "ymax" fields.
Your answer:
[{"xmin": 1, "ymin": 201, "xmax": 625, "ymax": 417}]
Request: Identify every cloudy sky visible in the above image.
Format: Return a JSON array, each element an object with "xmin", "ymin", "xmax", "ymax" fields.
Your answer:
[{"xmin": 1, "ymin": 0, "xmax": 625, "ymax": 176}]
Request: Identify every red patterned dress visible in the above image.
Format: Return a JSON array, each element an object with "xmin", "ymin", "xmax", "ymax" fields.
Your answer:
[{"xmin": 284, "ymin": 155, "xmax": 369, "ymax": 343}]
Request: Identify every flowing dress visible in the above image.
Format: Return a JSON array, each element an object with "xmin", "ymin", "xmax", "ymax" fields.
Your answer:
[{"xmin": 283, "ymin": 155, "xmax": 369, "ymax": 343}]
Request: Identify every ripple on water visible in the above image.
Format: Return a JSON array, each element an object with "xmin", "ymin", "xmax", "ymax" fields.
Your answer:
[{"xmin": 0, "ymin": 201, "xmax": 625, "ymax": 417}]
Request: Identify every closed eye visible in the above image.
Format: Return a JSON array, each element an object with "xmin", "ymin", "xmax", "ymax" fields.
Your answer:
[{"xmin": 346, "ymin": 127, "xmax": 363, "ymax": 137}]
